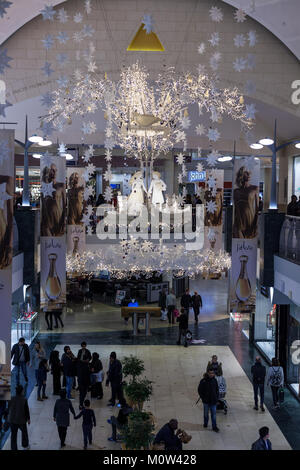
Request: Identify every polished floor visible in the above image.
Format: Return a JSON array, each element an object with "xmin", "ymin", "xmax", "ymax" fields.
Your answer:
[{"xmin": 2, "ymin": 277, "xmax": 300, "ymax": 450}]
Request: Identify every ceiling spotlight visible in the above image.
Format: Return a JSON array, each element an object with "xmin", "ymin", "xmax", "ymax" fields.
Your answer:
[
  {"xmin": 217, "ymin": 156, "xmax": 232, "ymax": 162},
  {"xmin": 250, "ymin": 143, "xmax": 263, "ymax": 149},
  {"xmin": 32, "ymin": 153, "xmax": 42, "ymax": 159},
  {"xmin": 62, "ymin": 153, "xmax": 73, "ymax": 160},
  {"xmin": 28, "ymin": 134, "xmax": 43, "ymax": 143},
  {"xmin": 39, "ymin": 139, "xmax": 52, "ymax": 147},
  {"xmin": 295, "ymin": 143, "xmax": 300, "ymax": 149},
  {"xmin": 254, "ymin": 157, "xmax": 260, "ymax": 160},
  {"xmin": 259, "ymin": 137, "xmax": 274, "ymax": 146}
]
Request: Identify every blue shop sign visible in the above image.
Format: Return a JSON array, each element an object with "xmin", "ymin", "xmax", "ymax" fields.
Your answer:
[{"xmin": 188, "ymin": 170, "xmax": 206, "ymax": 182}]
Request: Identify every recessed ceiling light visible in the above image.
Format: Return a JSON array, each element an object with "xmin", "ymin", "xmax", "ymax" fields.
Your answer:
[
  {"xmin": 217, "ymin": 156, "xmax": 232, "ymax": 162},
  {"xmin": 250, "ymin": 143, "xmax": 263, "ymax": 149},
  {"xmin": 62, "ymin": 153, "xmax": 73, "ymax": 160},
  {"xmin": 32, "ymin": 153, "xmax": 42, "ymax": 159},
  {"xmin": 28, "ymin": 134, "xmax": 43, "ymax": 143},
  {"xmin": 295, "ymin": 143, "xmax": 300, "ymax": 149},
  {"xmin": 259, "ymin": 137, "xmax": 274, "ymax": 146},
  {"xmin": 39, "ymin": 139, "xmax": 52, "ymax": 147}
]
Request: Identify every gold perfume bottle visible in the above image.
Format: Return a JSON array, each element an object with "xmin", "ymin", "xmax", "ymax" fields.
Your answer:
[
  {"xmin": 45, "ymin": 253, "xmax": 61, "ymax": 301},
  {"xmin": 72, "ymin": 236, "xmax": 79, "ymax": 256},
  {"xmin": 235, "ymin": 255, "xmax": 251, "ymax": 302}
]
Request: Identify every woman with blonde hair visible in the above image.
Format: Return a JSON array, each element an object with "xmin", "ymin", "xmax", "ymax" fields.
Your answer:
[
  {"xmin": 41, "ymin": 164, "xmax": 66, "ymax": 237},
  {"xmin": 233, "ymin": 166, "xmax": 258, "ymax": 239}
]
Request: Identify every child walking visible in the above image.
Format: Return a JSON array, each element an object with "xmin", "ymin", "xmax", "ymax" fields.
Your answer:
[{"xmin": 75, "ymin": 399, "xmax": 96, "ymax": 449}]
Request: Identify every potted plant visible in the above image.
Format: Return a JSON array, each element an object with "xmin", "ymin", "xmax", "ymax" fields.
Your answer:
[
  {"xmin": 122, "ymin": 355, "xmax": 145, "ymax": 382},
  {"xmin": 123, "ymin": 378, "xmax": 153, "ymax": 411},
  {"xmin": 121, "ymin": 410, "xmax": 155, "ymax": 450}
]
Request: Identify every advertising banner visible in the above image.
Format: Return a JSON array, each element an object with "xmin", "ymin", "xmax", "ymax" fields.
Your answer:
[
  {"xmin": 40, "ymin": 154, "xmax": 66, "ymax": 311},
  {"xmin": 0, "ymin": 129, "xmax": 14, "ymax": 400},
  {"xmin": 204, "ymin": 169, "xmax": 224, "ymax": 251},
  {"xmin": 230, "ymin": 157, "xmax": 260, "ymax": 313},
  {"xmin": 66, "ymin": 168, "xmax": 86, "ymax": 257}
]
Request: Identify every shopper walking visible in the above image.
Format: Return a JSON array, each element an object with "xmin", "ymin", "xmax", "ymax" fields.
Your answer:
[
  {"xmin": 75, "ymin": 399, "xmax": 96, "ymax": 449},
  {"xmin": 180, "ymin": 288, "xmax": 192, "ymax": 315},
  {"xmin": 11, "ymin": 338, "xmax": 30, "ymax": 385},
  {"xmin": 49, "ymin": 350, "xmax": 62, "ymax": 395},
  {"xmin": 176, "ymin": 308, "xmax": 189, "ymax": 347},
  {"xmin": 37, "ymin": 359, "xmax": 49, "ymax": 401},
  {"xmin": 106, "ymin": 352, "xmax": 123, "ymax": 407},
  {"xmin": 191, "ymin": 291, "xmax": 202, "ymax": 323},
  {"xmin": 267, "ymin": 358, "xmax": 284, "ymax": 409},
  {"xmin": 251, "ymin": 426, "xmax": 272, "ymax": 450},
  {"xmin": 8, "ymin": 385, "xmax": 30, "ymax": 450},
  {"xmin": 61, "ymin": 346, "xmax": 76, "ymax": 400},
  {"xmin": 77, "ymin": 342, "xmax": 92, "ymax": 409},
  {"xmin": 53, "ymin": 389, "xmax": 76, "ymax": 448},
  {"xmin": 251, "ymin": 357, "xmax": 266, "ymax": 411},
  {"xmin": 30, "ymin": 341, "xmax": 46, "ymax": 386},
  {"xmin": 206, "ymin": 355, "xmax": 222, "ymax": 376},
  {"xmin": 89, "ymin": 352, "xmax": 104, "ymax": 400},
  {"xmin": 166, "ymin": 288, "xmax": 176, "ymax": 324},
  {"xmin": 198, "ymin": 368, "xmax": 219, "ymax": 432}
]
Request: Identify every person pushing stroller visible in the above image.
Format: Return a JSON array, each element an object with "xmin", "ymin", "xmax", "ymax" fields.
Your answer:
[{"xmin": 215, "ymin": 366, "xmax": 228, "ymax": 415}]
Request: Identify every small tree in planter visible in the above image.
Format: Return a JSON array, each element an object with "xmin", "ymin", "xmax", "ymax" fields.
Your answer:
[
  {"xmin": 124, "ymin": 378, "xmax": 153, "ymax": 411},
  {"xmin": 121, "ymin": 410, "xmax": 155, "ymax": 450},
  {"xmin": 122, "ymin": 355, "xmax": 145, "ymax": 382}
]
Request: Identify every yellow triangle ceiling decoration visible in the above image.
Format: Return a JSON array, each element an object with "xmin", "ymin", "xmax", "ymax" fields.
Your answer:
[{"xmin": 127, "ymin": 23, "xmax": 165, "ymax": 52}]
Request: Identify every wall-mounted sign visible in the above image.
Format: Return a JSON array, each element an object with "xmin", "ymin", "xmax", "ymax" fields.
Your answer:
[{"xmin": 188, "ymin": 170, "xmax": 206, "ymax": 182}]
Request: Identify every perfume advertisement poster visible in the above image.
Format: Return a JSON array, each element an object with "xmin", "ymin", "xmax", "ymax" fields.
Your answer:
[
  {"xmin": 230, "ymin": 238, "xmax": 257, "ymax": 313},
  {"xmin": 232, "ymin": 157, "xmax": 260, "ymax": 239},
  {"xmin": 67, "ymin": 225, "xmax": 85, "ymax": 256},
  {"xmin": 0, "ymin": 129, "xmax": 14, "ymax": 400},
  {"xmin": 40, "ymin": 155, "xmax": 66, "ymax": 238},
  {"xmin": 40, "ymin": 236, "xmax": 66, "ymax": 310},
  {"xmin": 204, "ymin": 170, "xmax": 224, "ymax": 250}
]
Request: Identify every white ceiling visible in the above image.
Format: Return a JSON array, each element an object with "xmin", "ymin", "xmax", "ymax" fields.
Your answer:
[{"xmin": 1, "ymin": 0, "xmax": 300, "ymax": 59}]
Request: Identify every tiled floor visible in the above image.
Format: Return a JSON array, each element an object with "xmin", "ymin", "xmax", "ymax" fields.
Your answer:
[{"xmin": 2, "ymin": 345, "xmax": 291, "ymax": 451}]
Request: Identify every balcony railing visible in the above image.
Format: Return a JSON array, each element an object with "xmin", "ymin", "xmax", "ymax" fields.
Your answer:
[{"xmin": 279, "ymin": 215, "xmax": 300, "ymax": 264}]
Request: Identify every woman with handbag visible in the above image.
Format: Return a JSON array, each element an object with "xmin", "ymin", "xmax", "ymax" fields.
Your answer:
[{"xmin": 266, "ymin": 358, "xmax": 284, "ymax": 409}]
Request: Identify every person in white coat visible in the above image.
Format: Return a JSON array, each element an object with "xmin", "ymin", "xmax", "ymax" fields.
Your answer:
[
  {"xmin": 127, "ymin": 171, "xmax": 147, "ymax": 216},
  {"xmin": 148, "ymin": 171, "xmax": 167, "ymax": 208},
  {"xmin": 266, "ymin": 357, "xmax": 284, "ymax": 409}
]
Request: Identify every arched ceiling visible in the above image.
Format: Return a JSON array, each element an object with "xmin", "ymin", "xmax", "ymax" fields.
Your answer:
[{"xmin": 1, "ymin": 0, "xmax": 300, "ymax": 59}]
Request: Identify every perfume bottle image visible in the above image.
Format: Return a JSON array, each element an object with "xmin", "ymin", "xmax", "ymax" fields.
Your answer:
[
  {"xmin": 45, "ymin": 253, "xmax": 61, "ymax": 302},
  {"xmin": 235, "ymin": 255, "xmax": 251, "ymax": 302},
  {"xmin": 72, "ymin": 236, "xmax": 79, "ymax": 256}
]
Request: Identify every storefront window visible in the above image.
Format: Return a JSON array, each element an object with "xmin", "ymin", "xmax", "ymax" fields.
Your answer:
[
  {"xmin": 254, "ymin": 286, "xmax": 276, "ymax": 361},
  {"xmin": 287, "ymin": 304, "xmax": 300, "ymax": 396},
  {"xmin": 293, "ymin": 156, "xmax": 300, "ymax": 199}
]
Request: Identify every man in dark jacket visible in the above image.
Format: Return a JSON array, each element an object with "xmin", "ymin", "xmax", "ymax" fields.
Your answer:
[
  {"xmin": 154, "ymin": 419, "xmax": 182, "ymax": 450},
  {"xmin": 8, "ymin": 385, "xmax": 30, "ymax": 450},
  {"xmin": 287, "ymin": 195, "xmax": 298, "ymax": 216},
  {"xmin": 176, "ymin": 308, "xmax": 189, "ymax": 347},
  {"xmin": 77, "ymin": 342, "xmax": 92, "ymax": 409},
  {"xmin": 61, "ymin": 346, "xmax": 76, "ymax": 400},
  {"xmin": 180, "ymin": 289, "xmax": 192, "ymax": 315},
  {"xmin": 53, "ymin": 389, "xmax": 76, "ymax": 448},
  {"xmin": 198, "ymin": 369, "xmax": 219, "ymax": 432},
  {"xmin": 251, "ymin": 357, "xmax": 266, "ymax": 412},
  {"xmin": 106, "ymin": 351, "xmax": 123, "ymax": 407},
  {"xmin": 251, "ymin": 426, "xmax": 272, "ymax": 450},
  {"xmin": 11, "ymin": 338, "xmax": 30, "ymax": 385},
  {"xmin": 191, "ymin": 291, "xmax": 202, "ymax": 323}
]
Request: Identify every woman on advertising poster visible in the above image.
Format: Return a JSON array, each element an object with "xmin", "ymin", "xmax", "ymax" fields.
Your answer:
[
  {"xmin": 67, "ymin": 172, "xmax": 84, "ymax": 225},
  {"xmin": 41, "ymin": 163, "xmax": 66, "ymax": 237},
  {"xmin": 233, "ymin": 166, "xmax": 259, "ymax": 239},
  {"xmin": 0, "ymin": 176, "xmax": 13, "ymax": 269}
]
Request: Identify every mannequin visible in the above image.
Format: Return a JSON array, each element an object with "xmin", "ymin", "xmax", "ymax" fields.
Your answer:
[
  {"xmin": 127, "ymin": 171, "xmax": 147, "ymax": 216},
  {"xmin": 148, "ymin": 171, "xmax": 167, "ymax": 208}
]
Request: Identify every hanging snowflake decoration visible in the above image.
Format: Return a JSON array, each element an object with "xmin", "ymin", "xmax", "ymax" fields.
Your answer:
[
  {"xmin": 84, "ymin": 186, "xmax": 94, "ymax": 201},
  {"xmin": 41, "ymin": 121, "xmax": 54, "ymax": 137},
  {"xmin": 207, "ymin": 175, "xmax": 217, "ymax": 190},
  {"xmin": 210, "ymin": 52, "xmax": 221, "ymax": 71},
  {"xmin": 198, "ymin": 43, "xmax": 206, "ymax": 55},
  {"xmin": 177, "ymin": 194, "xmax": 186, "ymax": 207},
  {"xmin": 56, "ymin": 53, "xmax": 69, "ymax": 67},
  {"xmin": 41, "ymin": 92, "xmax": 54, "ymax": 108},
  {"xmin": 181, "ymin": 164, "xmax": 187, "ymax": 177},
  {"xmin": 0, "ymin": 140, "xmax": 10, "ymax": 165},
  {"xmin": 208, "ymin": 32, "xmax": 220, "ymax": 47},
  {"xmin": 82, "ymin": 25, "xmax": 95, "ymax": 38},
  {"xmin": 206, "ymin": 200, "xmax": 217, "ymax": 214},
  {"xmin": 141, "ymin": 241, "xmax": 153, "ymax": 253},
  {"xmin": 248, "ymin": 30, "xmax": 257, "ymax": 47},
  {"xmin": 0, "ymin": 100, "xmax": 12, "ymax": 117},
  {"xmin": 104, "ymin": 137, "xmax": 115, "ymax": 149},
  {"xmin": 41, "ymin": 61, "xmax": 54, "ymax": 77},
  {"xmin": 0, "ymin": 48, "xmax": 12, "ymax": 74},
  {"xmin": 179, "ymin": 116, "xmax": 191, "ymax": 129},
  {"xmin": 103, "ymin": 169, "xmax": 112, "ymax": 182},
  {"xmin": 245, "ymin": 103, "xmax": 257, "ymax": 120},
  {"xmin": 210, "ymin": 106, "xmax": 220, "ymax": 123},
  {"xmin": 40, "ymin": 5, "xmax": 56, "ymax": 21},
  {"xmin": 85, "ymin": 0, "xmax": 92, "ymax": 14},
  {"xmin": 207, "ymin": 128, "xmax": 220, "ymax": 142},
  {"xmin": 42, "ymin": 34, "xmax": 54, "ymax": 50},
  {"xmin": 73, "ymin": 31, "xmax": 84, "ymax": 43},
  {"xmin": 207, "ymin": 150, "xmax": 220, "ymax": 167},
  {"xmin": 57, "ymin": 31, "xmax": 69, "ymax": 44},
  {"xmin": 197, "ymin": 147, "xmax": 202, "ymax": 158},
  {"xmin": 0, "ymin": 1, "xmax": 12, "ymax": 18},
  {"xmin": 175, "ymin": 130, "xmax": 186, "ymax": 143},
  {"xmin": 176, "ymin": 153, "xmax": 185, "ymax": 165},
  {"xmin": 177, "ymin": 173, "xmax": 183, "ymax": 184},
  {"xmin": 244, "ymin": 80, "xmax": 256, "ymax": 96},
  {"xmin": 87, "ymin": 204, "xmax": 93, "ymax": 216},
  {"xmin": 209, "ymin": 6, "xmax": 223, "ymax": 23},
  {"xmin": 74, "ymin": 12, "xmax": 83, "ymax": 23},
  {"xmin": 246, "ymin": 54, "xmax": 256, "ymax": 70},
  {"xmin": 233, "ymin": 57, "xmax": 247, "ymax": 72},
  {"xmin": 81, "ymin": 213, "xmax": 91, "ymax": 226},
  {"xmin": 196, "ymin": 162, "xmax": 204, "ymax": 173},
  {"xmin": 234, "ymin": 9, "xmax": 247, "ymax": 23},
  {"xmin": 57, "ymin": 8, "xmax": 68, "ymax": 23},
  {"xmin": 59, "ymin": 143, "xmax": 66, "ymax": 154},
  {"xmin": 41, "ymin": 181, "xmax": 55, "ymax": 198},
  {"xmin": 86, "ymin": 163, "xmax": 96, "ymax": 175},
  {"xmin": 104, "ymin": 186, "xmax": 113, "ymax": 202},
  {"xmin": 234, "ymin": 34, "xmax": 246, "ymax": 48},
  {"xmin": 87, "ymin": 61, "xmax": 98, "ymax": 73},
  {"xmin": 142, "ymin": 14, "xmax": 155, "ymax": 34},
  {"xmin": 207, "ymin": 228, "xmax": 217, "ymax": 241},
  {"xmin": 195, "ymin": 124, "xmax": 206, "ymax": 136},
  {"xmin": 56, "ymin": 75, "xmax": 68, "ymax": 88}
]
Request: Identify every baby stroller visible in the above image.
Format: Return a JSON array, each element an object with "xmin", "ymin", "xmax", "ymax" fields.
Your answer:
[{"xmin": 216, "ymin": 392, "xmax": 228, "ymax": 415}]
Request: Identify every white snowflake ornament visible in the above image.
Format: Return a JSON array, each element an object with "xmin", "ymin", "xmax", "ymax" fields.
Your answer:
[
  {"xmin": 41, "ymin": 181, "xmax": 55, "ymax": 198},
  {"xmin": 207, "ymin": 128, "xmax": 220, "ymax": 142},
  {"xmin": 180, "ymin": 116, "xmax": 191, "ymax": 130},
  {"xmin": 207, "ymin": 150, "xmax": 220, "ymax": 167},
  {"xmin": 176, "ymin": 153, "xmax": 185, "ymax": 165},
  {"xmin": 198, "ymin": 43, "xmax": 206, "ymax": 55},
  {"xmin": 142, "ymin": 14, "xmax": 155, "ymax": 34},
  {"xmin": 208, "ymin": 32, "xmax": 220, "ymax": 47},
  {"xmin": 196, "ymin": 162, "xmax": 204, "ymax": 173},
  {"xmin": 233, "ymin": 57, "xmax": 247, "ymax": 72},
  {"xmin": 234, "ymin": 9, "xmax": 247, "ymax": 23},
  {"xmin": 234, "ymin": 34, "xmax": 246, "ymax": 48},
  {"xmin": 207, "ymin": 175, "xmax": 217, "ymax": 189},
  {"xmin": 104, "ymin": 186, "xmax": 113, "ymax": 202},
  {"xmin": 209, "ymin": 6, "xmax": 223, "ymax": 22},
  {"xmin": 206, "ymin": 200, "xmax": 217, "ymax": 214},
  {"xmin": 74, "ymin": 12, "xmax": 83, "ymax": 23},
  {"xmin": 245, "ymin": 103, "xmax": 257, "ymax": 120},
  {"xmin": 207, "ymin": 228, "xmax": 216, "ymax": 241},
  {"xmin": 40, "ymin": 5, "xmax": 56, "ymax": 21},
  {"xmin": 248, "ymin": 30, "xmax": 257, "ymax": 47},
  {"xmin": 57, "ymin": 8, "xmax": 68, "ymax": 23},
  {"xmin": 196, "ymin": 124, "xmax": 206, "ymax": 136}
]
